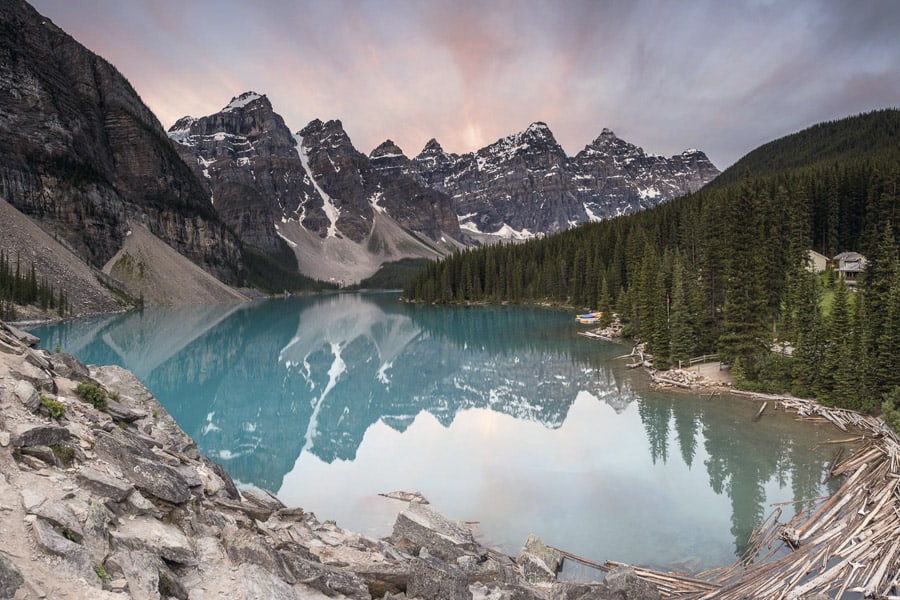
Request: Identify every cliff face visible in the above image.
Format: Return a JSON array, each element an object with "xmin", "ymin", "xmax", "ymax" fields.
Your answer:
[{"xmin": 0, "ymin": 0, "xmax": 244, "ymax": 284}]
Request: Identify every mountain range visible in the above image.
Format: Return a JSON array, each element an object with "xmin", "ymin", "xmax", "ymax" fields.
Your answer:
[
  {"xmin": 169, "ymin": 92, "xmax": 719, "ymax": 282},
  {"xmin": 0, "ymin": 0, "xmax": 718, "ymax": 308}
]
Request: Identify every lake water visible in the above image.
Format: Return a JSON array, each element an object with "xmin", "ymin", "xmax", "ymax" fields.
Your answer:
[{"xmin": 29, "ymin": 293, "xmax": 845, "ymax": 574}]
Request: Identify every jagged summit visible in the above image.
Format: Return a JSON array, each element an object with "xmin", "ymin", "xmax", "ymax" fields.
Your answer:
[
  {"xmin": 370, "ymin": 139, "xmax": 406, "ymax": 159},
  {"xmin": 222, "ymin": 91, "xmax": 267, "ymax": 112}
]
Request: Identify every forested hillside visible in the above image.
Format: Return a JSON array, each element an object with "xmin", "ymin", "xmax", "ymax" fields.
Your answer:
[{"xmin": 404, "ymin": 109, "xmax": 900, "ymax": 419}]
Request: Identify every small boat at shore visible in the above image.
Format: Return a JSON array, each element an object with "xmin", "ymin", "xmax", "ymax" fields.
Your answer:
[{"xmin": 575, "ymin": 311, "xmax": 603, "ymax": 324}]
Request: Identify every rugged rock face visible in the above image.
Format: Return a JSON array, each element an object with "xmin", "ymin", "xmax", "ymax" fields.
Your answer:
[
  {"xmin": 571, "ymin": 128, "xmax": 721, "ymax": 220},
  {"xmin": 168, "ymin": 92, "xmax": 320, "ymax": 252},
  {"xmin": 169, "ymin": 96, "xmax": 462, "ymax": 282},
  {"xmin": 412, "ymin": 124, "xmax": 720, "ymax": 238},
  {"xmin": 0, "ymin": 319, "xmax": 661, "ymax": 600},
  {"xmin": 0, "ymin": 0, "xmax": 244, "ymax": 285}
]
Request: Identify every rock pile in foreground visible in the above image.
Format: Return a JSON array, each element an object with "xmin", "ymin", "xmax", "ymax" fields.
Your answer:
[{"xmin": 0, "ymin": 320, "xmax": 659, "ymax": 600}]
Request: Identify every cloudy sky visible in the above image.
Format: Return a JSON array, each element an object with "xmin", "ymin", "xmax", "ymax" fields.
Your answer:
[{"xmin": 31, "ymin": 0, "xmax": 900, "ymax": 168}]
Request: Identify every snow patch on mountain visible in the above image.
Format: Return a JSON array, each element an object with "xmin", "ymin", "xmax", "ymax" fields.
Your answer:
[{"xmin": 295, "ymin": 133, "xmax": 340, "ymax": 238}]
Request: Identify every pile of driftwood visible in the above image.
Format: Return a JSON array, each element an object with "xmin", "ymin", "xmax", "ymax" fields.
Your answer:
[{"xmin": 585, "ymin": 397, "xmax": 900, "ymax": 599}]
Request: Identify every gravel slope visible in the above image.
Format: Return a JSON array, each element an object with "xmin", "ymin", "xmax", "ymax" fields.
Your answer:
[
  {"xmin": 0, "ymin": 198, "xmax": 122, "ymax": 318},
  {"xmin": 102, "ymin": 223, "xmax": 249, "ymax": 306}
]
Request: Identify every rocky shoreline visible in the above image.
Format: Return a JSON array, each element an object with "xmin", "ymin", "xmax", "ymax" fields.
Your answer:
[{"xmin": 0, "ymin": 320, "xmax": 660, "ymax": 600}]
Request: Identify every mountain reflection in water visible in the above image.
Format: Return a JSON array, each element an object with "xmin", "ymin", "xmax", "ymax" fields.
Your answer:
[{"xmin": 30, "ymin": 293, "xmax": 844, "ymax": 571}]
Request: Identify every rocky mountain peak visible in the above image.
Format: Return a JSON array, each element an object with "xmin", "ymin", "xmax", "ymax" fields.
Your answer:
[
  {"xmin": 370, "ymin": 139, "xmax": 406, "ymax": 160},
  {"xmin": 221, "ymin": 91, "xmax": 268, "ymax": 112},
  {"xmin": 298, "ymin": 119, "xmax": 354, "ymax": 152},
  {"xmin": 422, "ymin": 138, "xmax": 445, "ymax": 153}
]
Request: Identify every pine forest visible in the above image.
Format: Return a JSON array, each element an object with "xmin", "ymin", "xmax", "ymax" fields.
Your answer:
[{"xmin": 404, "ymin": 110, "xmax": 900, "ymax": 424}]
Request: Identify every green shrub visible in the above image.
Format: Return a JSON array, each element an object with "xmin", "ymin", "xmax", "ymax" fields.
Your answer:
[
  {"xmin": 58, "ymin": 524, "xmax": 77, "ymax": 541},
  {"xmin": 40, "ymin": 395, "xmax": 65, "ymax": 420},
  {"xmin": 51, "ymin": 444, "xmax": 75, "ymax": 465},
  {"xmin": 108, "ymin": 391, "xmax": 120, "ymax": 402},
  {"xmin": 94, "ymin": 563, "xmax": 110, "ymax": 584},
  {"xmin": 75, "ymin": 382, "xmax": 108, "ymax": 410}
]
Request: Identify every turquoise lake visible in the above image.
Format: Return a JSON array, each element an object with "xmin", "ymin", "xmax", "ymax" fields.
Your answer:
[{"xmin": 29, "ymin": 293, "xmax": 844, "ymax": 574}]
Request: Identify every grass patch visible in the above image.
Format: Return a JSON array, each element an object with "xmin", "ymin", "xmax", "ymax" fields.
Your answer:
[
  {"xmin": 40, "ymin": 395, "xmax": 65, "ymax": 420},
  {"xmin": 51, "ymin": 444, "xmax": 75, "ymax": 465},
  {"xmin": 94, "ymin": 563, "xmax": 110, "ymax": 584},
  {"xmin": 75, "ymin": 382, "xmax": 108, "ymax": 410}
]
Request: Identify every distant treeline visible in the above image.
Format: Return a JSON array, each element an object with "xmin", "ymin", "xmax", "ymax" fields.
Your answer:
[
  {"xmin": 0, "ymin": 250, "xmax": 69, "ymax": 320},
  {"xmin": 404, "ymin": 109, "xmax": 900, "ymax": 423}
]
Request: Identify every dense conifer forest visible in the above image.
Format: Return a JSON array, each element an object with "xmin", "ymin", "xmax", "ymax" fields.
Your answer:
[
  {"xmin": 0, "ymin": 250, "xmax": 69, "ymax": 320},
  {"xmin": 404, "ymin": 110, "xmax": 900, "ymax": 422}
]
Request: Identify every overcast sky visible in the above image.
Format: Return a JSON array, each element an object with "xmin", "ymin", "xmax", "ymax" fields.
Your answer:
[{"xmin": 31, "ymin": 0, "xmax": 900, "ymax": 169}]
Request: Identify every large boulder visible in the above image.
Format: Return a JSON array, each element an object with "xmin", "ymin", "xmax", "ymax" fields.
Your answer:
[
  {"xmin": 30, "ymin": 518, "xmax": 99, "ymax": 585},
  {"xmin": 278, "ymin": 551, "xmax": 369, "ymax": 599},
  {"xmin": 110, "ymin": 516, "xmax": 197, "ymax": 565},
  {"xmin": 390, "ymin": 502, "xmax": 481, "ymax": 562},
  {"xmin": 47, "ymin": 353, "xmax": 90, "ymax": 381},
  {"xmin": 407, "ymin": 556, "xmax": 472, "ymax": 600},
  {"xmin": 223, "ymin": 528, "xmax": 295, "ymax": 584},
  {"xmin": 30, "ymin": 499, "xmax": 84, "ymax": 542},
  {"xmin": 12, "ymin": 423, "xmax": 71, "ymax": 448},
  {"xmin": 94, "ymin": 429, "xmax": 191, "ymax": 504},
  {"xmin": 12, "ymin": 381, "xmax": 40, "ymax": 412},
  {"xmin": 76, "ymin": 465, "xmax": 135, "ymax": 502},
  {"xmin": 517, "ymin": 534, "xmax": 563, "ymax": 583}
]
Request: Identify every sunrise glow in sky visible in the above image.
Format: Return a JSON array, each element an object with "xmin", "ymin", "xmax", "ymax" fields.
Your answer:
[{"xmin": 30, "ymin": 0, "xmax": 900, "ymax": 168}]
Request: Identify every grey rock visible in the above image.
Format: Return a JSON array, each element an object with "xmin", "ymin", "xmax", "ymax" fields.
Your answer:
[
  {"xmin": 106, "ymin": 550, "xmax": 162, "ymax": 600},
  {"xmin": 105, "ymin": 399, "xmax": 146, "ymax": 423},
  {"xmin": 279, "ymin": 551, "xmax": 369, "ymax": 599},
  {"xmin": 0, "ymin": 552, "xmax": 24, "ymax": 599},
  {"xmin": 223, "ymin": 527, "xmax": 295, "ymax": 584},
  {"xmin": 471, "ymin": 581, "xmax": 548, "ymax": 600},
  {"xmin": 235, "ymin": 563, "xmax": 304, "ymax": 600},
  {"xmin": 348, "ymin": 562, "xmax": 408, "ymax": 598},
  {"xmin": 110, "ymin": 516, "xmax": 197, "ymax": 565},
  {"xmin": 390, "ymin": 502, "xmax": 480, "ymax": 562},
  {"xmin": 206, "ymin": 458, "xmax": 240, "ymax": 499},
  {"xmin": 2, "ymin": 323, "xmax": 39, "ymax": 348},
  {"xmin": 94, "ymin": 429, "xmax": 191, "ymax": 504},
  {"xmin": 549, "ymin": 583, "xmax": 596, "ymax": 600},
  {"xmin": 174, "ymin": 464, "xmax": 203, "ymax": 489},
  {"xmin": 241, "ymin": 487, "xmax": 285, "ymax": 511},
  {"xmin": 407, "ymin": 556, "xmax": 472, "ymax": 600},
  {"xmin": 20, "ymin": 490, "xmax": 47, "ymax": 512},
  {"xmin": 48, "ymin": 353, "xmax": 90, "ymax": 381},
  {"xmin": 18, "ymin": 445, "xmax": 60, "ymax": 467},
  {"xmin": 157, "ymin": 562, "xmax": 189, "ymax": 600},
  {"xmin": 12, "ymin": 380, "xmax": 40, "ymax": 412},
  {"xmin": 604, "ymin": 567, "xmax": 660, "ymax": 600},
  {"xmin": 31, "ymin": 499, "xmax": 84, "ymax": 542},
  {"xmin": 0, "ymin": 431, "xmax": 8, "ymax": 448},
  {"xmin": 76, "ymin": 465, "xmax": 134, "ymax": 502},
  {"xmin": 126, "ymin": 489, "xmax": 158, "ymax": 515},
  {"xmin": 30, "ymin": 518, "xmax": 99, "ymax": 585},
  {"xmin": 517, "ymin": 534, "xmax": 563, "ymax": 583},
  {"xmin": 83, "ymin": 500, "xmax": 113, "ymax": 562},
  {"xmin": 11, "ymin": 423, "xmax": 71, "ymax": 448}
]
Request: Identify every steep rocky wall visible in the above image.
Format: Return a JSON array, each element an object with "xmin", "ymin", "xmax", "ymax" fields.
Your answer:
[{"xmin": 0, "ymin": 0, "xmax": 244, "ymax": 285}]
